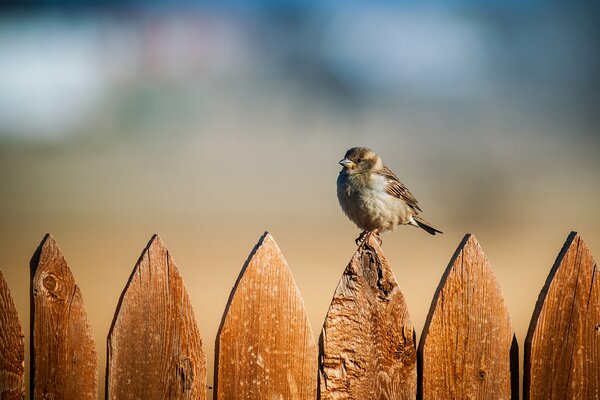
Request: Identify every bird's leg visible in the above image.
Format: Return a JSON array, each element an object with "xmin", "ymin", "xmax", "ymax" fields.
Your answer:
[
  {"xmin": 355, "ymin": 231, "xmax": 369, "ymax": 246},
  {"xmin": 355, "ymin": 230, "xmax": 382, "ymax": 246}
]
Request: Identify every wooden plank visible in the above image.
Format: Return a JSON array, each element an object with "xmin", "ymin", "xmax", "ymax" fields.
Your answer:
[
  {"xmin": 418, "ymin": 234, "xmax": 516, "ymax": 400},
  {"xmin": 215, "ymin": 232, "xmax": 317, "ymax": 400},
  {"xmin": 319, "ymin": 234, "xmax": 416, "ymax": 399},
  {"xmin": 107, "ymin": 234, "xmax": 206, "ymax": 400},
  {"xmin": 524, "ymin": 232, "xmax": 599, "ymax": 399},
  {"xmin": 30, "ymin": 234, "xmax": 97, "ymax": 399},
  {"xmin": 0, "ymin": 269, "xmax": 25, "ymax": 399}
]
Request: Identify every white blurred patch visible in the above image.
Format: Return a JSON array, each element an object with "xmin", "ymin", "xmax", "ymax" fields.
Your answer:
[
  {"xmin": 321, "ymin": 7, "xmax": 490, "ymax": 98},
  {"xmin": 0, "ymin": 16, "xmax": 106, "ymax": 138}
]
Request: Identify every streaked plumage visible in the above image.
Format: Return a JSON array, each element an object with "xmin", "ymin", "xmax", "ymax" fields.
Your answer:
[{"xmin": 337, "ymin": 147, "xmax": 442, "ymax": 239}]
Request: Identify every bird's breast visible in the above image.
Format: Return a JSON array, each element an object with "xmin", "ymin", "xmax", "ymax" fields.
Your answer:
[
  {"xmin": 338, "ymin": 172, "xmax": 370, "ymax": 193},
  {"xmin": 337, "ymin": 172, "xmax": 412, "ymax": 232}
]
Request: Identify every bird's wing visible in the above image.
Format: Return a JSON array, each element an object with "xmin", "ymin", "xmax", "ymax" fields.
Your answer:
[{"xmin": 380, "ymin": 166, "xmax": 422, "ymax": 212}]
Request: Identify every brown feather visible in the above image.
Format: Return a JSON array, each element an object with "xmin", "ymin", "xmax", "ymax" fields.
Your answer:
[{"xmin": 379, "ymin": 166, "xmax": 423, "ymax": 212}]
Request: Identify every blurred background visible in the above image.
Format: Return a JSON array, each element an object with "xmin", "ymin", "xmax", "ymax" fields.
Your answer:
[{"xmin": 1, "ymin": 0, "xmax": 599, "ymax": 397}]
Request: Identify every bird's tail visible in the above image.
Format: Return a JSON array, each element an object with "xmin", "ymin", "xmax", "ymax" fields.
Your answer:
[{"xmin": 413, "ymin": 215, "xmax": 443, "ymax": 235}]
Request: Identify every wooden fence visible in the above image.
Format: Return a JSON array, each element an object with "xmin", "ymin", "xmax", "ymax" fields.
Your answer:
[{"xmin": 0, "ymin": 231, "xmax": 598, "ymax": 399}]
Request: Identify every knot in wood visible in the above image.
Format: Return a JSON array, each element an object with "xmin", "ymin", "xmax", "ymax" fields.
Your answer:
[
  {"xmin": 595, "ymin": 323, "xmax": 600, "ymax": 333},
  {"xmin": 478, "ymin": 370, "xmax": 486, "ymax": 381},
  {"xmin": 42, "ymin": 274, "xmax": 57, "ymax": 291}
]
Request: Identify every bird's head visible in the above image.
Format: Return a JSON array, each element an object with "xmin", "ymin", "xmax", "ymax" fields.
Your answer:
[{"xmin": 339, "ymin": 147, "xmax": 382, "ymax": 174}]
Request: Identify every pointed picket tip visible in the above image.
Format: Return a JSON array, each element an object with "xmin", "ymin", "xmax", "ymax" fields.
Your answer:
[
  {"xmin": 524, "ymin": 231, "xmax": 599, "ymax": 399},
  {"xmin": 146, "ymin": 233, "xmax": 162, "ymax": 248},
  {"xmin": 418, "ymin": 233, "xmax": 516, "ymax": 400},
  {"xmin": 319, "ymin": 234, "xmax": 416, "ymax": 400},
  {"xmin": 129, "ymin": 233, "xmax": 163, "ymax": 270},
  {"xmin": 0, "ymin": 269, "xmax": 25, "ymax": 399},
  {"xmin": 37, "ymin": 233, "xmax": 54, "ymax": 252},
  {"xmin": 107, "ymin": 234, "xmax": 206, "ymax": 400},
  {"xmin": 215, "ymin": 231, "xmax": 317, "ymax": 400},
  {"xmin": 30, "ymin": 234, "xmax": 98, "ymax": 399}
]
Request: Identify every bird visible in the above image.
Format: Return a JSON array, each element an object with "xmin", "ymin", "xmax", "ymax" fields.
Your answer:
[{"xmin": 337, "ymin": 147, "xmax": 442, "ymax": 244}]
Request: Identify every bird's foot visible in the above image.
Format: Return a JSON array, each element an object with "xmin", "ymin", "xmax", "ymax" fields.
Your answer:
[
  {"xmin": 355, "ymin": 231, "xmax": 368, "ymax": 246},
  {"xmin": 355, "ymin": 230, "xmax": 382, "ymax": 246}
]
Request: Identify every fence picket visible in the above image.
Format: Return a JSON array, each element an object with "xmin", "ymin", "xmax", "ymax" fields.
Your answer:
[
  {"xmin": 1, "ymin": 230, "xmax": 598, "ymax": 398},
  {"xmin": 418, "ymin": 234, "xmax": 517, "ymax": 399},
  {"xmin": 30, "ymin": 234, "xmax": 97, "ymax": 399},
  {"xmin": 107, "ymin": 234, "xmax": 206, "ymax": 400},
  {"xmin": 319, "ymin": 235, "xmax": 417, "ymax": 399},
  {"xmin": 524, "ymin": 232, "xmax": 599, "ymax": 399},
  {"xmin": 0, "ymin": 270, "xmax": 25, "ymax": 399},
  {"xmin": 215, "ymin": 232, "xmax": 317, "ymax": 400}
]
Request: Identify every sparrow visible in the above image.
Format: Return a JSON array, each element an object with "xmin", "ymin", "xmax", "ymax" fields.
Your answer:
[{"xmin": 337, "ymin": 147, "xmax": 442, "ymax": 243}]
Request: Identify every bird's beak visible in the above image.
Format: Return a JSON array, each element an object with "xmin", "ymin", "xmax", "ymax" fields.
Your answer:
[{"xmin": 339, "ymin": 158, "xmax": 354, "ymax": 168}]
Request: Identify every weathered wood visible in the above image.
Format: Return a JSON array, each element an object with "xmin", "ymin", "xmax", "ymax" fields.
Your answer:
[
  {"xmin": 418, "ymin": 234, "xmax": 516, "ymax": 400},
  {"xmin": 215, "ymin": 232, "xmax": 317, "ymax": 400},
  {"xmin": 30, "ymin": 234, "xmax": 97, "ymax": 399},
  {"xmin": 0, "ymin": 270, "xmax": 25, "ymax": 399},
  {"xmin": 107, "ymin": 234, "xmax": 206, "ymax": 400},
  {"xmin": 524, "ymin": 232, "xmax": 599, "ymax": 399},
  {"xmin": 319, "ymin": 235, "xmax": 416, "ymax": 399}
]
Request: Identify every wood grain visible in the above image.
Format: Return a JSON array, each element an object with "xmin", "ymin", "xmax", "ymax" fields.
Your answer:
[
  {"xmin": 215, "ymin": 232, "xmax": 317, "ymax": 400},
  {"xmin": 524, "ymin": 232, "xmax": 599, "ymax": 399},
  {"xmin": 0, "ymin": 270, "xmax": 25, "ymax": 399},
  {"xmin": 30, "ymin": 234, "xmax": 97, "ymax": 399},
  {"xmin": 319, "ymin": 235, "xmax": 416, "ymax": 400},
  {"xmin": 107, "ymin": 234, "xmax": 206, "ymax": 400},
  {"xmin": 418, "ymin": 234, "xmax": 516, "ymax": 400}
]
